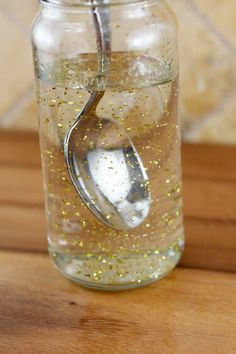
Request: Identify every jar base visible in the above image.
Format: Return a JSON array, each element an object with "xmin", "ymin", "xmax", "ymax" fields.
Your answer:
[{"xmin": 50, "ymin": 237, "xmax": 184, "ymax": 291}]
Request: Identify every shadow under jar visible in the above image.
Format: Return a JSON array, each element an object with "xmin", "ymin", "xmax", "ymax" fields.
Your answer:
[{"xmin": 32, "ymin": 0, "xmax": 184, "ymax": 290}]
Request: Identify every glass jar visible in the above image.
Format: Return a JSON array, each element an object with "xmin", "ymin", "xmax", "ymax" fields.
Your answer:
[{"xmin": 31, "ymin": 0, "xmax": 184, "ymax": 290}]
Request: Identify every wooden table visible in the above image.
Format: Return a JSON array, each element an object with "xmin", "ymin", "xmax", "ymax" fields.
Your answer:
[{"xmin": 0, "ymin": 131, "xmax": 236, "ymax": 353}]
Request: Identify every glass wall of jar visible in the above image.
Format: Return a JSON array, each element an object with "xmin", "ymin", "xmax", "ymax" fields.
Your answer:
[{"xmin": 32, "ymin": 0, "xmax": 184, "ymax": 290}]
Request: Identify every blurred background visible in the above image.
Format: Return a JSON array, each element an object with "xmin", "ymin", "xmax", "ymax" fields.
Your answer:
[{"xmin": 0, "ymin": 0, "xmax": 236, "ymax": 144}]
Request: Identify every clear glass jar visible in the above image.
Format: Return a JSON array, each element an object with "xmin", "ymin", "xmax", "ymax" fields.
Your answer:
[{"xmin": 32, "ymin": 0, "xmax": 184, "ymax": 290}]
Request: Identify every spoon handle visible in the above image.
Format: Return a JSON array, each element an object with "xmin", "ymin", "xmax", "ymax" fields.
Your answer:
[
  {"xmin": 66, "ymin": 91, "xmax": 104, "ymax": 131},
  {"xmin": 91, "ymin": 0, "xmax": 111, "ymax": 82}
]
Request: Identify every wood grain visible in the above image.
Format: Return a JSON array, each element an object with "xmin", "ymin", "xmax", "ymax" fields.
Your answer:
[
  {"xmin": 182, "ymin": 143, "xmax": 236, "ymax": 182},
  {"xmin": 0, "ymin": 130, "xmax": 40, "ymax": 167},
  {"xmin": 0, "ymin": 166, "xmax": 44, "ymax": 205},
  {"xmin": 0, "ymin": 131, "xmax": 236, "ymax": 272},
  {"xmin": 0, "ymin": 204, "xmax": 46, "ymax": 252},
  {"xmin": 0, "ymin": 251, "xmax": 235, "ymax": 354},
  {"xmin": 0, "ymin": 131, "xmax": 236, "ymax": 353}
]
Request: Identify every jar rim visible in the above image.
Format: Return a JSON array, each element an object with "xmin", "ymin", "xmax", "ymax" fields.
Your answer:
[{"xmin": 40, "ymin": 0, "xmax": 149, "ymax": 7}]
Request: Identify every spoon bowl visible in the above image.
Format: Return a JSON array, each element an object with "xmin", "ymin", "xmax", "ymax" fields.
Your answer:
[{"xmin": 64, "ymin": 91, "xmax": 151, "ymax": 230}]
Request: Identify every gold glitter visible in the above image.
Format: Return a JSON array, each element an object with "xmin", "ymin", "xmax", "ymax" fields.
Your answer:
[{"xmin": 38, "ymin": 56, "xmax": 183, "ymax": 288}]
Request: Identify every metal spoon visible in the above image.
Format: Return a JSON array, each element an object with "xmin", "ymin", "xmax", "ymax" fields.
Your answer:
[{"xmin": 64, "ymin": 1, "xmax": 151, "ymax": 230}]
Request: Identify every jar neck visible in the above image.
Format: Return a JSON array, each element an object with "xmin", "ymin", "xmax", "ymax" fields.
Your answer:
[{"xmin": 40, "ymin": 0, "xmax": 148, "ymax": 7}]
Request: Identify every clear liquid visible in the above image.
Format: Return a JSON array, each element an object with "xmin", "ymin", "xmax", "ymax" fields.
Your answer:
[{"xmin": 36, "ymin": 53, "xmax": 184, "ymax": 290}]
